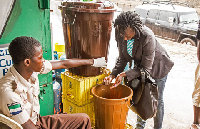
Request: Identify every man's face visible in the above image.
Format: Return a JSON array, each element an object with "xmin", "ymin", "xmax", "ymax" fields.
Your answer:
[{"xmin": 30, "ymin": 46, "xmax": 44, "ymax": 72}]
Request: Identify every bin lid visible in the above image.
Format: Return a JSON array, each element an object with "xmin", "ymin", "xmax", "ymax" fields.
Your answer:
[{"xmin": 61, "ymin": 1, "xmax": 116, "ymax": 13}]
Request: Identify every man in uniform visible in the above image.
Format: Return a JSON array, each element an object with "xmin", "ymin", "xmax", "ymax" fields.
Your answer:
[{"xmin": 0, "ymin": 36, "xmax": 106, "ymax": 129}]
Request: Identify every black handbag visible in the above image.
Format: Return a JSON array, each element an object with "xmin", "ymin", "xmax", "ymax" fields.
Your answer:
[{"xmin": 125, "ymin": 68, "xmax": 158, "ymax": 120}]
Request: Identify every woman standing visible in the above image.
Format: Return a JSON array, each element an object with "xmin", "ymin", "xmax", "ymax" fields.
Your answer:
[{"xmin": 104, "ymin": 11, "xmax": 174, "ymax": 129}]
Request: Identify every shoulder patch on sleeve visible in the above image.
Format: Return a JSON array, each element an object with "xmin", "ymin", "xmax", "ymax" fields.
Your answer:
[{"xmin": 7, "ymin": 102, "xmax": 22, "ymax": 115}]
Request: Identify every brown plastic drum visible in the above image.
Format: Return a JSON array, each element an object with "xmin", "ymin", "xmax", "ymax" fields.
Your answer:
[
  {"xmin": 61, "ymin": 2, "xmax": 115, "ymax": 76},
  {"xmin": 91, "ymin": 84, "xmax": 133, "ymax": 129}
]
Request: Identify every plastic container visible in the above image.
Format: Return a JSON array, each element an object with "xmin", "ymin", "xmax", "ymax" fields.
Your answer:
[
  {"xmin": 62, "ymin": 99, "xmax": 95, "ymax": 127},
  {"xmin": 91, "ymin": 84, "xmax": 133, "ymax": 129},
  {"xmin": 55, "ymin": 43, "xmax": 65, "ymax": 59},
  {"xmin": 61, "ymin": 68, "xmax": 110, "ymax": 106},
  {"xmin": 61, "ymin": 1, "xmax": 115, "ymax": 76},
  {"xmin": 53, "ymin": 75, "xmax": 62, "ymax": 114}
]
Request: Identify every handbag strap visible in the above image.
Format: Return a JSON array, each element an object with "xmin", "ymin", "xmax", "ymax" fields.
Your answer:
[
  {"xmin": 140, "ymin": 68, "xmax": 145, "ymax": 83},
  {"xmin": 133, "ymin": 69, "xmax": 145, "ymax": 104},
  {"xmin": 139, "ymin": 67, "xmax": 156, "ymax": 83},
  {"xmin": 142, "ymin": 68, "xmax": 156, "ymax": 84}
]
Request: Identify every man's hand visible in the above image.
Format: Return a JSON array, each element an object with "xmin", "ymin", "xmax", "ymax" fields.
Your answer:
[
  {"xmin": 92, "ymin": 57, "xmax": 107, "ymax": 67},
  {"xmin": 104, "ymin": 75, "xmax": 115, "ymax": 85}
]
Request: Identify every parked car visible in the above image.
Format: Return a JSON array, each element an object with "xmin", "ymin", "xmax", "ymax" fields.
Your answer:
[{"xmin": 135, "ymin": 1, "xmax": 199, "ymax": 46}]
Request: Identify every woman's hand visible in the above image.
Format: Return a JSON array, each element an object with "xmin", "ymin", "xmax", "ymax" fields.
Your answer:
[
  {"xmin": 113, "ymin": 72, "xmax": 126, "ymax": 87},
  {"xmin": 104, "ymin": 75, "xmax": 115, "ymax": 85}
]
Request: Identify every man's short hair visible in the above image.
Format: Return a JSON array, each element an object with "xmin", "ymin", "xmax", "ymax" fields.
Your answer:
[{"xmin": 9, "ymin": 36, "xmax": 41, "ymax": 64}]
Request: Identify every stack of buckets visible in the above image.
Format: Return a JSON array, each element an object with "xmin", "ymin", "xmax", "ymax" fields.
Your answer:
[
  {"xmin": 60, "ymin": 1, "xmax": 133, "ymax": 128},
  {"xmin": 61, "ymin": 69, "xmax": 110, "ymax": 127}
]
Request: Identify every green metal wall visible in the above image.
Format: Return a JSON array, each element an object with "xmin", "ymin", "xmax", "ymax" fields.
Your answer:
[{"xmin": 0, "ymin": 0, "xmax": 53, "ymax": 116}]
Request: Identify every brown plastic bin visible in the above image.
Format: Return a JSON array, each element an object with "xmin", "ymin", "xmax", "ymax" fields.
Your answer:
[
  {"xmin": 91, "ymin": 84, "xmax": 133, "ymax": 129},
  {"xmin": 61, "ymin": 2, "xmax": 115, "ymax": 76}
]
